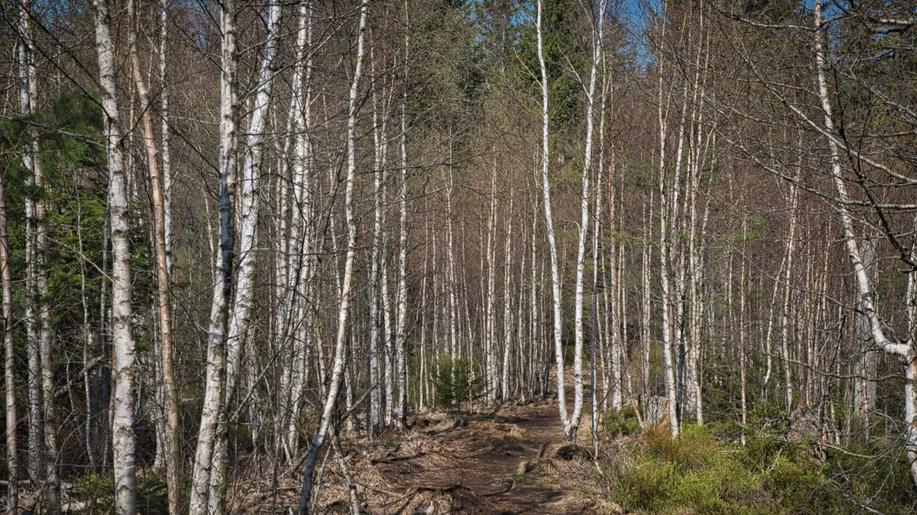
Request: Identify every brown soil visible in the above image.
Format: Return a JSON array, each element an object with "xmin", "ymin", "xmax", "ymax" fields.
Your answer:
[
  {"xmin": 226, "ymin": 395, "xmax": 614, "ymax": 513},
  {"xmin": 335, "ymin": 401, "xmax": 587, "ymax": 514},
  {"xmin": 399, "ymin": 404, "xmax": 564, "ymax": 513}
]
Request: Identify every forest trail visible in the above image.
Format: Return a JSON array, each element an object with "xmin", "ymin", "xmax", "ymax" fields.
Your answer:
[{"xmin": 358, "ymin": 400, "xmax": 597, "ymax": 514}]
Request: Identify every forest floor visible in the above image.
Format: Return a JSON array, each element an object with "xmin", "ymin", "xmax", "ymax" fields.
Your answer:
[{"xmin": 311, "ymin": 399, "xmax": 615, "ymax": 514}]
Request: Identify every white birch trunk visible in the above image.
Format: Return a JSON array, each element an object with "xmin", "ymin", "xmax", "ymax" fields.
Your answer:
[
  {"xmin": 1, "ymin": 137, "xmax": 17, "ymax": 514},
  {"xmin": 781, "ymin": 176, "xmax": 799, "ymax": 415},
  {"xmin": 127, "ymin": 3, "xmax": 180, "ymax": 508},
  {"xmin": 446, "ymin": 164, "xmax": 458, "ymax": 364},
  {"xmin": 18, "ymin": 3, "xmax": 58, "ymax": 507},
  {"xmin": 485, "ymin": 163, "xmax": 497, "ymax": 402},
  {"xmin": 810, "ymin": 0, "xmax": 915, "ymax": 486},
  {"xmin": 568, "ymin": 0, "xmax": 605, "ymax": 438},
  {"xmin": 501, "ymin": 191, "xmax": 514, "ymax": 401},
  {"xmin": 656, "ymin": 29, "xmax": 680, "ymax": 436},
  {"xmin": 206, "ymin": 4, "xmax": 282, "ymax": 511},
  {"xmin": 189, "ymin": 0, "xmax": 237, "ymax": 509},
  {"xmin": 536, "ymin": 0, "xmax": 571, "ymax": 436},
  {"xmin": 368, "ymin": 118, "xmax": 383, "ymax": 432},
  {"xmin": 395, "ymin": 14, "xmax": 410, "ymax": 426},
  {"xmin": 854, "ymin": 238, "xmax": 878, "ymax": 420},
  {"xmin": 93, "ymin": 1, "xmax": 138, "ymax": 510},
  {"xmin": 160, "ymin": 1, "xmax": 173, "ymax": 275},
  {"xmin": 641, "ymin": 195, "xmax": 652, "ymax": 401},
  {"xmin": 298, "ymin": 2, "xmax": 369, "ymax": 510},
  {"xmin": 382, "ymin": 236, "xmax": 395, "ymax": 426},
  {"xmin": 285, "ymin": 0, "xmax": 316, "ymax": 452}
]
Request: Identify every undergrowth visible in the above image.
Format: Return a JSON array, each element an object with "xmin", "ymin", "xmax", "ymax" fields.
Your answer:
[
  {"xmin": 72, "ymin": 473, "xmax": 168, "ymax": 513},
  {"xmin": 607, "ymin": 422, "xmax": 916, "ymax": 514}
]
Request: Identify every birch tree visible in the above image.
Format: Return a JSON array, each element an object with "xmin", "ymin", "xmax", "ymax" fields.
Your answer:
[
  {"xmin": 298, "ymin": 1, "xmax": 369, "ymax": 510},
  {"xmin": 127, "ymin": 2, "xmax": 180, "ymax": 509},
  {"xmin": 655, "ymin": 3, "xmax": 680, "ymax": 436},
  {"xmin": 811, "ymin": 0, "xmax": 917, "ymax": 486},
  {"xmin": 562, "ymin": 0, "xmax": 606, "ymax": 439},
  {"xmin": 92, "ymin": 0, "xmax": 138, "ymax": 510},
  {"xmin": 395, "ymin": 4, "xmax": 410, "ymax": 427},
  {"xmin": 17, "ymin": 3, "xmax": 58, "ymax": 509},
  {"xmin": 189, "ymin": 0, "xmax": 238, "ymax": 509},
  {"xmin": 208, "ymin": 4, "xmax": 283, "ymax": 511},
  {"xmin": 536, "ymin": 0, "xmax": 575, "ymax": 440},
  {"xmin": 2, "ymin": 149, "xmax": 16, "ymax": 514}
]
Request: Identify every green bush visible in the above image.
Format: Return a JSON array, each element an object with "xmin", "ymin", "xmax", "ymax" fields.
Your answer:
[
  {"xmin": 603, "ymin": 405, "xmax": 641, "ymax": 438},
  {"xmin": 824, "ymin": 441, "xmax": 917, "ymax": 513},
  {"xmin": 73, "ymin": 473, "xmax": 113, "ymax": 513},
  {"xmin": 610, "ymin": 424, "xmax": 891, "ymax": 514},
  {"xmin": 763, "ymin": 454, "xmax": 836, "ymax": 512},
  {"xmin": 614, "ymin": 460, "xmax": 678, "ymax": 511},
  {"xmin": 433, "ymin": 356, "xmax": 480, "ymax": 408},
  {"xmin": 72, "ymin": 473, "xmax": 168, "ymax": 513}
]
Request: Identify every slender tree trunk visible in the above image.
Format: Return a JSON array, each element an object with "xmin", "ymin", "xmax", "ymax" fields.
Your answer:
[
  {"xmin": 189, "ymin": 0, "xmax": 238, "ymax": 509},
  {"xmin": 485, "ymin": 160, "xmax": 497, "ymax": 402},
  {"xmin": 368, "ymin": 91, "xmax": 383, "ymax": 432},
  {"xmin": 739, "ymin": 215, "xmax": 748, "ymax": 446},
  {"xmin": 762, "ymin": 251, "xmax": 784, "ymax": 401},
  {"xmin": 641, "ymin": 195, "xmax": 652, "ymax": 402},
  {"xmin": 566, "ymin": 0, "xmax": 605, "ymax": 438},
  {"xmin": 1, "ymin": 152, "xmax": 17, "ymax": 514},
  {"xmin": 515, "ymin": 257, "xmax": 526, "ymax": 402},
  {"xmin": 447, "ymin": 157, "xmax": 458, "ymax": 366},
  {"xmin": 18, "ymin": 3, "xmax": 58, "ymax": 508},
  {"xmin": 536, "ymin": 0, "xmax": 571, "ymax": 437},
  {"xmin": 530, "ymin": 207, "xmax": 539, "ymax": 401},
  {"xmin": 127, "ymin": 4, "xmax": 180, "ymax": 509},
  {"xmin": 501, "ymin": 191, "xmax": 515, "ymax": 401},
  {"xmin": 394, "ymin": 6, "xmax": 410, "ymax": 427},
  {"xmin": 656, "ymin": 39, "xmax": 680, "ymax": 437},
  {"xmin": 854, "ymin": 238, "xmax": 878, "ymax": 424},
  {"xmin": 298, "ymin": 2, "xmax": 369, "ymax": 510},
  {"xmin": 160, "ymin": 1, "xmax": 173, "ymax": 275},
  {"xmin": 812, "ymin": 0, "xmax": 914, "ymax": 486},
  {"xmin": 93, "ymin": 1, "xmax": 138, "ymax": 510},
  {"xmin": 382, "ymin": 231, "xmax": 394, "ymax": 426},
  {"xmin": 207, "ymin": 3, "xmax": 282, "ymax": 510},
  {"xmin": 684, "ymin": 31, "xmax": 708, "ymax": 423},
  {"xmin": 781, "ymin": 174, "xmax": 799, "ymax": 416},
  {"xmin": 287, "ymin": 0, "xmax": 316, "ymax": 454}
]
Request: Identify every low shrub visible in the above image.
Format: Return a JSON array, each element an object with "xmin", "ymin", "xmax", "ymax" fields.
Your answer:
[
  {"xmin": 433, "ymin": 356, "xmax": 481, "ymax": 408},
  {"xmin": 72, "ymin": 473, "xmax": 168, "ymax": 513},
  {"xmin": 603, "ymin": 405, "xmax": 641, "ymax": 438},
  {"xmin": 608, "ymin": 424, "xmax": 911, "ymax": 514}
]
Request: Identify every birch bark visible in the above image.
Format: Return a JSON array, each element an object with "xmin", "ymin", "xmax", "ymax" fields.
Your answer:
[
  {"xmin": 189, "ymin": 0, "xmax": 237, "ymax": 509},
  {"xmin": 810, "ymin": 0, "xmax": 915, "ymax": 486},
  {"xmin": 501, "ymin": 191, "xmax": 514, "ymax": 401},
  {"xmin": 485, "ymin": 163, "xmax": 497, "ymax": 401},
  {"xmin": 656, "ymin": 26, "xmax": 680, "ymax": 437},
  {"xmin": 93, "ymin": 0, "xmax": 138, "ymax": 510},
  {"xmin": 568, "ymin": 0, "xmax": 605, "ymax": 436},
  {"xmin": 127, "ymin": 4, "xmax": 180, "ymax": 509},
  {"xmin": 536, "ymin": 0, "xmax": 571, "ymax": 437},
  {"xmin": 18, "ymin": 3, "xmax": 57, "ymax": 507},
  {"xmin": 395, "ymin": 11, "xmax": 410, "ymax": 426},
  {"xmin": 298, "ymin": 2, "xmax": 369, "ymax": 510},
  {"xmin": 206, "ymin": 4, "xmax": 282, "ymax": 511},
  {"xmin": 1, "ymin": 142, "xmax": 17, "ymax": 514}
]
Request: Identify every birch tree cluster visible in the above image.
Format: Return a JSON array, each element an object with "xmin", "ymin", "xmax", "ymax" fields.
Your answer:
[{"xmin": 0, "ymin": 0, "xmax": 915, "ymax": 512}]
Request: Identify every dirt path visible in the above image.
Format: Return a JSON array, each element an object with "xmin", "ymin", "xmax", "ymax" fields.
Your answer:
[{"xmin": 372, "ymin": 402, "xmax": 572, "ymax": 513}]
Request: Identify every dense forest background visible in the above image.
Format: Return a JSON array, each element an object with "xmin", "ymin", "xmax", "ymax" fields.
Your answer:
[{"xmin": 1, "ymin": 0, "xmax": 915, "ymax": 512}]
